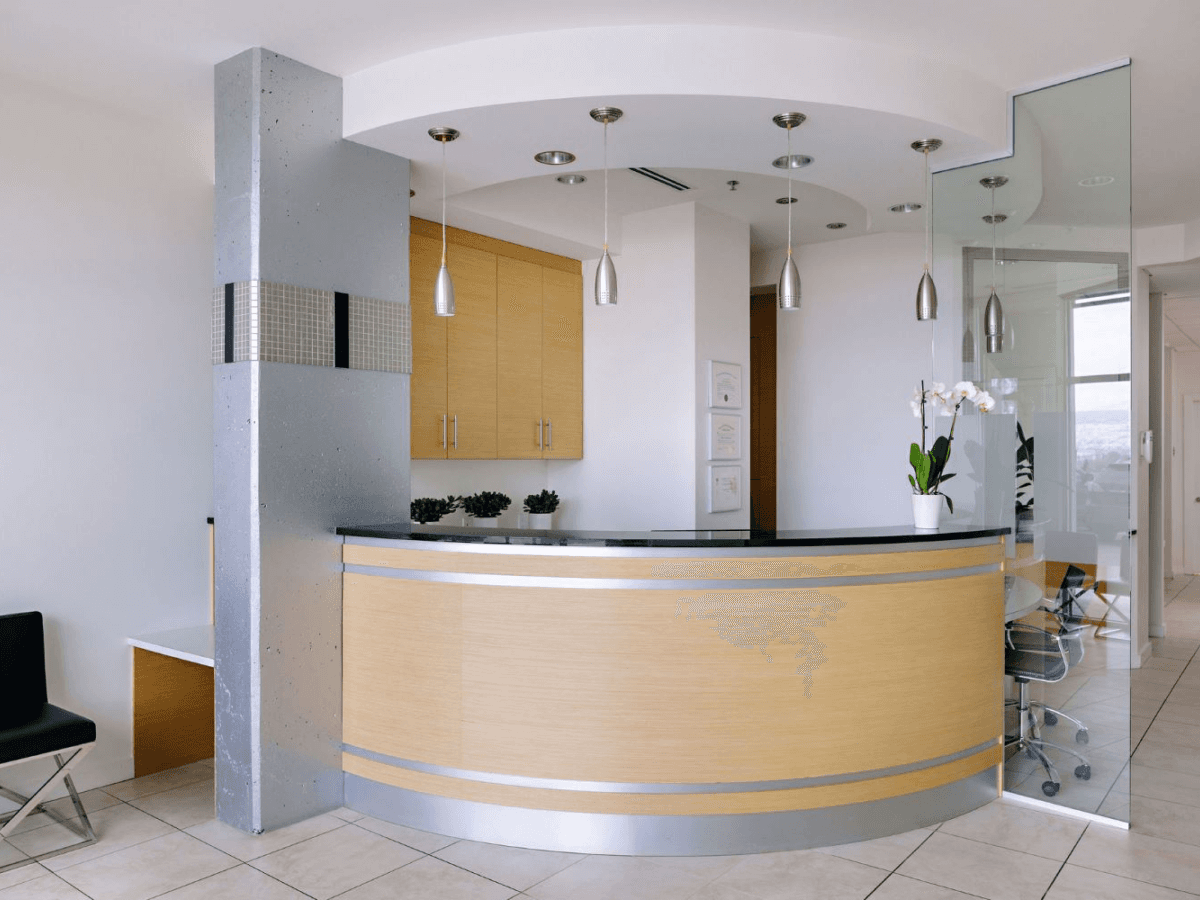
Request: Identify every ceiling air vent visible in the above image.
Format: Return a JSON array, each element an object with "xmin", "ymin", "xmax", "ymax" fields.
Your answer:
[{"xmin": 628, "ymin": 168, "xmax": 690, "ymax": 191}]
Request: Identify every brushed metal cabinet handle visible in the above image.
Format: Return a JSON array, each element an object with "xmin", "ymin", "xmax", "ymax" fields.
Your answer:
[
  {"xmin": 441, "ymin": 414, "xmax": 447, "ymax": 450},
  {"xmin": 547, "ymin": 419, "xmax": 553, "ymax": 450},
  {"xmin": 453, "ymin": 415, "xmax": 458, "ymax": 450},
  {"xmin": 538, "ymin": 419, "xmax": 543, "ymax": 449}
]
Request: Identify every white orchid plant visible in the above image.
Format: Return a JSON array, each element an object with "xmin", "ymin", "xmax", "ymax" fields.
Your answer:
[{"xmin": 909, "ymin": 380, "xmax": 995, "ymax": 512}]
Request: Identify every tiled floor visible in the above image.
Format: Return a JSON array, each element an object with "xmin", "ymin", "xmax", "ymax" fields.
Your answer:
[{"xmin": 3, "ymin": 596, "xmax": 1200, "ymax": 899}]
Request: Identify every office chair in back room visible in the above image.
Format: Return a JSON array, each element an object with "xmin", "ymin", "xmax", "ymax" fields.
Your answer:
[{"xmin": 0, "ymin": 611, "xmax": 97, "ymax": 872}]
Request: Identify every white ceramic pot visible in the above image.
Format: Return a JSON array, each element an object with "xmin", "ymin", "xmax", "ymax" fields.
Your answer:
[
  {"xmin": 472, "ymin": 517, "xmax": 499, "ymax": 528},
  {"xmin": 912, "ymin": 493, "xmax": 943, "ymax": 530},
  {"xmin": 528, "ymin": 513, "xmax": 554, "ymax": 530}
]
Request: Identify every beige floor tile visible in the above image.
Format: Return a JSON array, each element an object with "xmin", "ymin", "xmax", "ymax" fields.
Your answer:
[
  {"xmin": 185, "ymin": 812, "xmax": 346, "ymax": 861},
  {"xmin": 1125, "ymin": 795, "xmax": 1200, "ymax": 848},
  {"xmin": 1132, "ymin": 715, "xmax": 1153, "ymax": 743},
  {"xmin": 1098, "ymin": 791, "xmax": 1130, "ymax": 820},
  {"xmin": 1150, "ymin": 638, "xmax": 1200, "ymax": 661},
  {"xmin": 700, "ymin": 848, "xmax": 888, "ymax": 900},
  {"xmin": 12, "ymin": 801, "xmax": 174, "ymax": 871},
  {"xmin": 896, "ymin": 832, "xmax": 1062, "ymax": 900},
  {"xmin": 813, "ymin": 827, "xmax": 933, "ymax": 871},
  {"xmin": 866, "ymin": 874, "xmax": 981, "ymax": 899},
  {"xmin": 338, "ymin": 855, "xmax": 517, "ymax": 899},
  {"xmin": 434, "ymin": 838, "xmax": 584, "ymax": 891},
  {"xmin": 686, "ymin": 880, "xmax": 761, "ymax": 900},
  {"xmin": 939, "ymin": 799, "xmax": 1086, "ymax": 860},
  {"xmin": 353, "ymin": 813, "xmax": 458, "ymax": 853},
  {"xmin": 1144, "ymin": 719, "xmax": 1200, "ymax": 750},
  {"xmin": 329, "ymin": 806, "xmax": 366, "ymax": 822},
  {"xmin": 154, "ymin": 863, "xmax": 311, "ymax": 899},
  {"xmin": 1047, "ymin": 862, "xmax": 1200, "ymax": 899},
  {"xmin": 53, "ymin": 831, "xmax": 236, "ymax": 900},
  {"xmin": 1135, "ymin": 738, "xmax": 1200, "ymax": 778},
  {"xmin": 4, "ymin": 790, "xmax": 123, "ymax": 837},
  {"xmin": 1069, "ymin": 823, "xmax": 1200, "ymax": 893},
  {"xmin": 1133, "ymin": 668, "xmax": 1181, "ymax": 686},
  {"xmin": 250, "ymin": 822, "xmax": 422, "ymax": 900},
  {"xmin": 127, "ymin": 777, "xmax": 214, "ymax": 829},
  {"xmin": 0, "ymin": 859, "xmax": 47, "ymax": 891},
  {"xmin": 1144, "ymin": 656, "xmax": 1189, "ymax": 674},
  {"xmin": 525, "ymin": 854, "xmax": 715, "ymax": 900},
  {"xmin": 0, "ymin": 842, "xmax": 29, "ymax": 871},
  {"xmin": 1166, "ymin": 686, "xmax": 1200, "ymax": 707},
  {"xmin": 0, "ymin": 871, "xmax": 92, "ymax": 899},
  {"xmin": 1130, "ymin": 762, "xmax": 1200, "ymax": 809},
  {"xmin": 103, "ymin": 763, "xmax": 213, "ymax": 802}
]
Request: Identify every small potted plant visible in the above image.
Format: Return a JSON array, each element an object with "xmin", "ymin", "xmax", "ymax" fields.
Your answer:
[
  {"xmin": 460, "ymin": 491, "xmax": 511, "ymax": 527},
  {"xmin": 410, "ymin": 496, "xmax": 460, "ymax": 526},
  {"xmin": 523, "ymin": 489, "xmax": 560, "ymax": 530},
  {"xmin": 909, "ymin": 380, "xmax": 994, "ymax": 529}
]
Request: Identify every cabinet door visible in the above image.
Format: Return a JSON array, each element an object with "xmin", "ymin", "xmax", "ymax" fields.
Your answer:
[
  {"xmin": 497, "ymin": 257, "xmax": 544, "ymax": 459},
  {"xmin": 541, "ymin": 266, "xmax": 584, "ymax": 459},
  {"xmin": 446, "ymin": 243, "xmax": 498, "ymax": 458},
  {"xmin": 410, "ymin": 233, "xmax": 448, "ymax": 459}
]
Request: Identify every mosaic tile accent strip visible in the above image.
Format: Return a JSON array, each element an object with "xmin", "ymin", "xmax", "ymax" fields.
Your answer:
[
  {"xmin": 211, "ymin": 281, "xmax": 411, "ymax": 373},
  {"xmin": 349, "ymin": 295, "xmax": 411, "ymax": 373}
]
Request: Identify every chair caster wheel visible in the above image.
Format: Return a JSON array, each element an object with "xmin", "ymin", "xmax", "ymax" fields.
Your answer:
[
  {"xmin": 1075, "ymin": 764, "xmax": 1091, "ymax": 780},
  {"xmin": 1042, "ymin": 781, "xmax": 1060, "ymax": 797},
  {"xmin": 1044, "ymin": 711, "xmax": 1058, "ymax": 726},
  {"xmin": 1076, "ymin": 730, "xmax": 1089, "ymax": 745}
]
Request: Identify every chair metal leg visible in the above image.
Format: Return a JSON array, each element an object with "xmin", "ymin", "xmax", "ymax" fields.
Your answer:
[
  {"xmin": 1028, "ymin": 701, "xmax": 1089, "ymax": 742},
  {"xmin": 0, "ymin": 744, "xmax": 97, "ymax": 873}
]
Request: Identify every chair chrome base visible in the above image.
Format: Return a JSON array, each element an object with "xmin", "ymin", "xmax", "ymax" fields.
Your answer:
[
  {"xmin": 1006, "ymin": 683, "xmax": 1091, "ymax": 797},
  {"xmin": 0, "ymin": 743, "xmax": 97, "ymax": 873}
]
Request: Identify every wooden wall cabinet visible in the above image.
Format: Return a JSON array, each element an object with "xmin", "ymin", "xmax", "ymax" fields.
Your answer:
[{"xmin": 411, "ymin": 219, "xmax": 583, "ymax": 460}]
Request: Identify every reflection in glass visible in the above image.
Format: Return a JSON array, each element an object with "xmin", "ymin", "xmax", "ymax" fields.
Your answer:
[{"xmin": 947, "ymin": 65, "xmax": 1131, "ymax": 821}]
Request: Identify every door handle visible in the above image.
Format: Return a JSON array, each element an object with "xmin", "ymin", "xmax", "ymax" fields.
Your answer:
[
  {"xmin": 453, "ymin": 415, "xmax": 458, "ymax": 450},
  {"xmin": 441, "ymin": 415, "xmax": 447, "ymax": 450},
  {"xmin": 547, "ymin": 419, "xmax": 553, "ymax": 450},
  {"xmin": 537, "ymin": 419, "xmax": 543, "ymax": 449}
]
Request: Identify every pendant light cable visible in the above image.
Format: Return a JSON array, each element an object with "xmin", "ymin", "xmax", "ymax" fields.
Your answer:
[
  {"xmin": 603, "ymin": 118, "xmax": 609, "ymax": 253},
  {"xmin": 786, "ymin": 123, "xmax": 793, "ymax": 258},
  {"xmin": 441, "ymin": 140, "xmax": 448, "ymax": 266},
  {"xmin": 429, "ymin": 125, "xmax": 459, "ymax": 317},
  {"xmin": 990, "ymin": 187, "xmax": 996, "ymax": 292},
  {"xmin": 924, "ymin": 150, "xmax": 931, "ymax": 275}
]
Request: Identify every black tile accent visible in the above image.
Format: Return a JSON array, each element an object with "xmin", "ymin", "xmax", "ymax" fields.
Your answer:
[
  {"xmin": 334, "ymin": 291, "xmax": 349, "ymax": 369},
  {"xmin": 223, "ymin": 283, "xmax": 234, "ymax": 364}
]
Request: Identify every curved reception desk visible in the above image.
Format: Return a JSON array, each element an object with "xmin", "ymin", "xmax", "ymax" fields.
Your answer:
[{"xmin": 336, "ymin": 524, "xmax": 1008, "ymax": 855}]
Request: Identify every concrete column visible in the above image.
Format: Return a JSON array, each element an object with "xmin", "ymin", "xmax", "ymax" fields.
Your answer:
[{"xmin": 213, "ymin": 48, "xmax": 411, "ymax": 832}]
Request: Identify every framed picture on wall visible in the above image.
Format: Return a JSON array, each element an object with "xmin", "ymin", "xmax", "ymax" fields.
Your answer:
[
  {"xmin": 708, "ymin": 414, "xmax": 742, "ymax": 460},
  {"xmin": 708, "ymin": 466, "xmax": 742, "ymax": 513},
  {"xmin": 709, "ymin": 361, "xmax": 743, "ymax": 409}
]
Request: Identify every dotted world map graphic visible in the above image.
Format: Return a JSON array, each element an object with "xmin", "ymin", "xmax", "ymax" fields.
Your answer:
[{"xmin": 675, "ymin": 590, "xmax": 846, "ymax": 697}]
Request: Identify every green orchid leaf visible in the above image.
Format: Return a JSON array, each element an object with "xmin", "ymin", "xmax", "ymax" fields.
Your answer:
[
  {"xmin": 938, "ymin": 472, "xmax": 956, "ymax": 484},
  {"xmin": 943, "ymin": 494, "xmax": 954, "ymax": 514},
  {"xmin": 908, "ymin": 474, "xmax": 918, "ymax": 491}
]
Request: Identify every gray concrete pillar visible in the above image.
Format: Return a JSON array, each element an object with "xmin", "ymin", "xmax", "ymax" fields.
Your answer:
[{"xmin": 213, "ymin": 48, "xmax": 411, "ymax": 832}]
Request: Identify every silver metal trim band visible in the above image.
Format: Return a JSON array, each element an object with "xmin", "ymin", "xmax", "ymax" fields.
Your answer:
[
  {"xmin": 342, "ymin": 739, "xmax": 999, "ymax": 794},
  {"xmin": 343, "ymin": 767, "xmax": 1000, "ymax": 855},
  {"xmin": 343, "ymin": 563, "xmax": 1001, "ymax": 590},
  {"xmin": 342, "ymin": 534, "xmax": 1002, "ymax": 559}
]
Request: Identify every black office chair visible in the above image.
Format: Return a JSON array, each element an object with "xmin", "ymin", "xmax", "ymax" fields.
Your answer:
[
  {"xmin": 1005, "ymin": 611, "xmax": 1092, "ymax": 797},
  {"xmin": 0, "ymin": 612, "xmax": 97, "ymax": 871},
  {"xmin": 1026, "ymin": 565, "xmax": 1091, "ymax": 746}
]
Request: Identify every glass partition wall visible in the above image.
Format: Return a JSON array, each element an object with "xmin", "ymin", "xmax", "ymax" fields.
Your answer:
[{"xmin": 939, "ymin": 65, "xmax": 1132, "ymax": 820}]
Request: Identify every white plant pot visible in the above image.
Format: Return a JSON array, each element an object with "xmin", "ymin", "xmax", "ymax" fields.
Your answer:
[
  {"xmin": 912, "ymin": 494, "xmax": 943, "ymax": 530},
  {"xmin": 528, "ymin": 513, "xmax": 554, "ymax": 530},
  {"xmin": 471, "ymin": 517, "xmax": 499, "ymax": 528}
]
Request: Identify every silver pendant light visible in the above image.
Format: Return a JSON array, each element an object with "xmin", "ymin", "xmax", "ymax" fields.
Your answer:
[
  {"xmin": 912, "ymin": 138, "xmax": 943, "ymax": 320},
  {"xmin": 590, "ymin": 106, "xmax": 623, "ymax": 305},
  {"xmin": 429, "ymin": 126, "xmax": 459, "ymax": 317},
  {"xmin": 774, "ymin": 113, "xmax": 806, "ymax": 310},
  {"xmin": 981, "ymin": 175, "xmax": 1008, "ymax": 353}
]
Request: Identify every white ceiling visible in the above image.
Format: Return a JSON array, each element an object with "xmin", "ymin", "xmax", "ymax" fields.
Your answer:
[{"xmin": 4, "ymin": 1, "xmax": 1199, "ymax": 260}]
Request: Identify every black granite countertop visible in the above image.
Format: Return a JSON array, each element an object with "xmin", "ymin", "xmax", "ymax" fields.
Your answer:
[{"xmin": 337, "ymin": 522, "xmax": 1009, "ymax": 548}]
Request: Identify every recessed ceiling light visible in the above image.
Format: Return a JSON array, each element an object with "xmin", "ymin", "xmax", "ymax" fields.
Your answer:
[
  {"xmin": 890, "ymin": 203, "xmax": 922, "ymax": 213},
  {"xmin": 776, "ymin": 196, "xmax": 797, "ymax": 204},
  {"xmin": 535, "ymin": 150, "xmax": 576, "ymax": 166},
  {"xmin": 556, "ymin": 174, "xmax": 587, "ymax": 185},
  {"xmin": 826, "ymin": 222, "xmax": 847, "ymax": 229},
  {"xmin": 1078, "ymin": 175, "xmax": 1114, "ymax": 187},
  {"xmin": 772, "ymin": 154, "xmax": 813, "ymax": 169}
]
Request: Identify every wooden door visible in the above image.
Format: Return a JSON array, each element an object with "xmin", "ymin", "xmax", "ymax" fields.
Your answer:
[
  {"xmin": 750, "ymin": 293, "xmax": 777, "ymax": 529},
  {"xmin": 410, "ymin": 233, "xmax": 448, "ymax": 458},
  {"xmin": 497, "ymin": 257, "xmax": 544, "ymax": 458},
  {"xmin": 446, "ymin": 243, "xmax": 498, "ymax": 458},
  {"xmin": 542, "ymin": 266, "xmax": 584, "ymax": 459}
]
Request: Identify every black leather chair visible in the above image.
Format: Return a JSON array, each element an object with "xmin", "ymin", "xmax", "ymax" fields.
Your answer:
[
  {"xmin": 0, "ymin": 612, "xmax": 97, "ymax": 871},
  {"xmin": 1005, "ymin": 611, "xmax": 1092, "ymax": 797}
]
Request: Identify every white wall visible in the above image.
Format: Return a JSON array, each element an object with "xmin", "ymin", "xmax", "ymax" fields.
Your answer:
[
  {"xmin": 694, "ymin": 205, "xmax": 751, "ymax": 529},
  {"xmin": 767, "ymin": 232, "xmax": 948, "ymax": 529},
  {"xmin": 1170, "ymin": 349, "xmax": 1200, "ymax": 573},
  {"xmin": 0, "ymin": 74, "xmax": 214, "ymax": 789}
]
